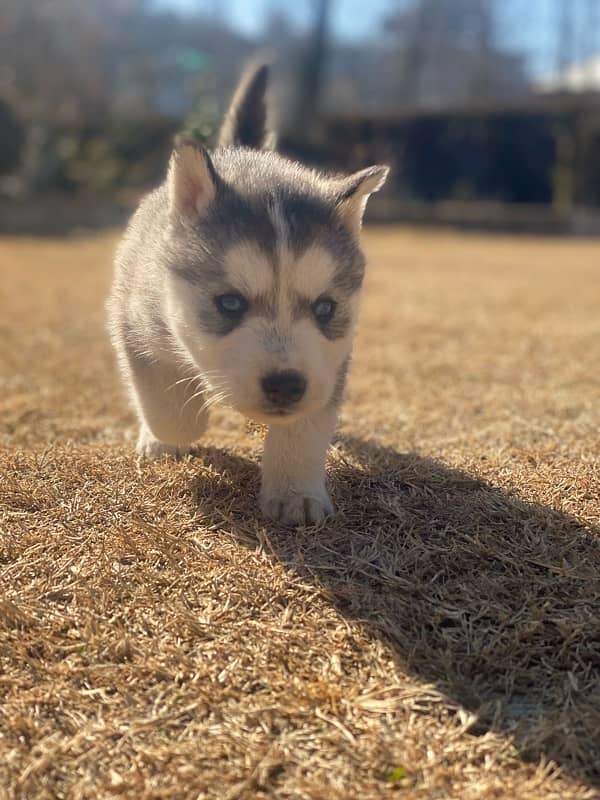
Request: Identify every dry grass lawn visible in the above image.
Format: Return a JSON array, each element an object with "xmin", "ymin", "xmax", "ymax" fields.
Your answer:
[{"xmin": 1, "ymin": 227, "xmax": 599, "ymax": 800}]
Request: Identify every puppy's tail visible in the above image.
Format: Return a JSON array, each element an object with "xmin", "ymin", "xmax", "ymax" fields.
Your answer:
[{"xmin": 217, "ymin": 59, "xmax": 275, "ymax": 150}]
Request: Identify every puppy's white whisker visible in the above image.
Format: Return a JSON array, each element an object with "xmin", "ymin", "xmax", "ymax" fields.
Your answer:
[
  {"xmin": 180, "ymin": 387, "xmax": 210, "ymax": 413},
  {"xmin": 196, "ymin": 390, "xmax": 230, "ymax": 419},
  {"xmin": 165, "ymin": 374, "xmax": 202, "ymax": 393}
]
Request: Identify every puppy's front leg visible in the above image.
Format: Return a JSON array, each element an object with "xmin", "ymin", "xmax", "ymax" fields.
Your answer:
[
  {"xmin": 260, "ymin": 406, "xmax": 337, "ymax": 526},
  {"xmin": 120, "ymin": 345, "xmax": 209, "ymax": 460}
]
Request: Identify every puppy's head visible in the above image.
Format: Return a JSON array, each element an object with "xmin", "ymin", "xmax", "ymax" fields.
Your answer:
[{"xmin": 162, "ymin": 65, "xmax": 388, "ymax": 424}]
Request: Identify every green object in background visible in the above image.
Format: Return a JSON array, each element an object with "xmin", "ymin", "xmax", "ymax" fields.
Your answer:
[
  {"xmin": 176, "ymin": 48, "xmax": 210, "ymax": 74},
  {"xmin": 183, "ymin": 125, "xmax": 213, "ymax": 144}
]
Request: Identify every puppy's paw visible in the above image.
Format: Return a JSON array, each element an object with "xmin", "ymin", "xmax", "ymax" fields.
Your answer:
[
  {"xmin": 136, "ymin": 430, "xmax": 190, "ymax": 461},
  {"xmin": 261, "ymin": 487, "xmax": 334, "ymax": 527}
]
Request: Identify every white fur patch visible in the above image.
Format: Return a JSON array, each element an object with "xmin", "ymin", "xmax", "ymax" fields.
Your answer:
[
  {"xmin": 290, "ymin": 244, "xmax": 336, "ymax": 299},
  {"xmin": 224, "ymin": 241, "xmax": 274, "ymax": 297}
]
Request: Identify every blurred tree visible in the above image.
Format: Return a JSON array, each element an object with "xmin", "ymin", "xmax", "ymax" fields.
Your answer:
[
  {"xmin": 556, "ymin": 0, "xmax": 575, "ymax": 76},
  {"xmin": 385, "ymin": 0, "xmax": 528, "ymax": 108},
  {"xmin": 0, "ymin": 0, "xmax": 256, "ymax": 191},
  {"xmin": 0, "ymin": 0, "xmax": 254, "ymax": 122},
  {"xmin": 295, "ymin": 0, "xmax": 332, "ymax": 131}
]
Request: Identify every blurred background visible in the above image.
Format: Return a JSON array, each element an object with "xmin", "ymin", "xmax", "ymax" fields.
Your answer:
[{"xmin": 1, "ymin": 0, "xmax": 600, "ymax": 235}]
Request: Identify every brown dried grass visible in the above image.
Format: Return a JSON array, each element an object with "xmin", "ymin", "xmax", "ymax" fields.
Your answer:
[{"xmin": 1, "ymin": 228, "xmax": 599, "ymax": 800}]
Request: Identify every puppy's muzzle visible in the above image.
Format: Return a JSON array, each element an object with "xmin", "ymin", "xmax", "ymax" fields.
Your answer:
[{"xmin": 261, "ymin": 370, "xmax": 307, "ymax": 408}]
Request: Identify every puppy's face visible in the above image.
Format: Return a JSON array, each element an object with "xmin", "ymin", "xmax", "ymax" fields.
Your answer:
[
  {"xmin": 169, "ymin": 231, "xmax": 361, "ymax": 423},
  {"xmin": 163, "ymin": 144, "xmax": 387, "ymax": 423}
]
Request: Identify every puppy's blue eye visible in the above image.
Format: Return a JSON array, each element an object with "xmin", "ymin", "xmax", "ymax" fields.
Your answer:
[
  {"xmin": 215, "ymin": 293, "xmax": 248, "ymax": 315},
  {"xmin": 313, "ymin": 298, "xmax": 336, "ymax": 322}
]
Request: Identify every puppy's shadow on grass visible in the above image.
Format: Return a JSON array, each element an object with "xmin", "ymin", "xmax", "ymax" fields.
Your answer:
[{"xmin": 188, "ymin": 436, "xmax": 600, "ymax": 789}]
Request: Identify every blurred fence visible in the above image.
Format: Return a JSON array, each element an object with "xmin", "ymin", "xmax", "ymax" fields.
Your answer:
[
  {"xmin": 287, "ymin": 94, "xmax": 600, "ymax": 233},
  {"xmin": 2, "ymin": 94, "xmax": 600, "ymax": 235}
]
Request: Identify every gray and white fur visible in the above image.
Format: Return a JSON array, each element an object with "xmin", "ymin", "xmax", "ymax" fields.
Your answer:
[{"xmin": 107, "ymin": 62, "xmax": 388, "ymax": 526}]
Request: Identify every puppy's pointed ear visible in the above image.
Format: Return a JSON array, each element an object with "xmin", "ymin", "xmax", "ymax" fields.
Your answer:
[
  {"xmin": 167, "ymin": 138, "xmax": 217, "ymax": 224},
  {"xmin": 218, "ymin": 61, "xmax": 272, "ymax": 149},
  {"xmin": 335, "ymin": 165, "xmax": 389, "ymax": 234}
]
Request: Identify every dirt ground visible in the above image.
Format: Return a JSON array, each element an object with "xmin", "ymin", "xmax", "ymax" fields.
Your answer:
[{"xmin": 1, "ymin": 227, "xmax": 599, "ymax": 800}]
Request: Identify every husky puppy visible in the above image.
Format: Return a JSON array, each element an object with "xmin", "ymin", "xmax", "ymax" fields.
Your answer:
[{"xmin": 107, "ymin": 63, "xmax": 388, "ymax": 526}]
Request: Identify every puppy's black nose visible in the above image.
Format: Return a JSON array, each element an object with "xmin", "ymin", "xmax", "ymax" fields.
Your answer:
[{"xmin": 261, "ymin": 370, "xmax": 307, "ymax": 406}]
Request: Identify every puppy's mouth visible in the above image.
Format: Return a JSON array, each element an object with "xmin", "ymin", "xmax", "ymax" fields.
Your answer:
[
  {"xmin": 262, "ymin": 407, "xmax": 295, "ymax": 417},
  {"xmin": 241, "ymin": 404, "xmax": 305, "ymax": 424}
]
